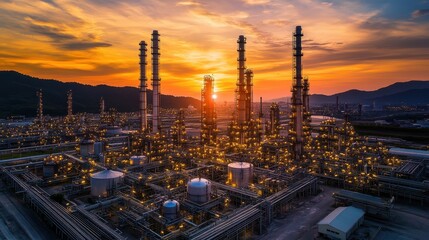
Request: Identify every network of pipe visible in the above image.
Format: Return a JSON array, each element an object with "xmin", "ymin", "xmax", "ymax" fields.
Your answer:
[{"xmin": 0, "ymin": 26, "xmax": 407, "ymax": 240}]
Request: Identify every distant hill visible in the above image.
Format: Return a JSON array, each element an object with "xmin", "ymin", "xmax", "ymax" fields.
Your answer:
[
  {"xmin": 271, "ymin": 80, "xmax": 429, "ymax": 105},
  {"xmin": 0, "ymin": 71, "xmax": 200, "ymax": 118}
]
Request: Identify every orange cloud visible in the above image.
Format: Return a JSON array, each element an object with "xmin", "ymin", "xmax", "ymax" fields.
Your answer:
[{"xmin": 0, "ymin": 0, "xmax": 428, "ymax": 103}]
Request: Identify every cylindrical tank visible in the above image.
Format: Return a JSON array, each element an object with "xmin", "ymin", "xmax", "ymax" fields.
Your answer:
[
  {"xmin": 163, "ymin": 200, "xmax": 179, "ymax": 220},
  {"xmin": 187, "ymin": 178, "xmax": 211, "ymax": 203},
  {"xmin": 80, "ymin": 139, "xmax": 94, "ymax": 157},
  {"xmin": 130, "ymin": 155, "xmax": 147, "ymax": 166},
  {"xmin": 228, "ymin": 162, "xmax": 253, "ymax": 188},
  {"xmin": 90, "ymin": 169, "xmax": 124, "ymax": 197},
  {"xmin": 94, "ymin": 142, "xmax": 103, "ymax": 155}
]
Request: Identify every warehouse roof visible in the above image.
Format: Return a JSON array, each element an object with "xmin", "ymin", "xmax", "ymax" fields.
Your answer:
[
  {"xmin": 389, "ymin": 147, "xmax": 429, "ymax": 159},
  {"xmin": 318, "ymin": 206, "xmax": 364, "ymax": 233},
  {"xmin": 334, "ymin": 190, "xmax": 385, "ymax": 206}
]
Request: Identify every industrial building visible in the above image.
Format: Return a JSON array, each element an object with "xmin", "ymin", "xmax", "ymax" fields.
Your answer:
[{"xmin": 318, "ymin": 206, "xmax": 364, "ymax": 240}]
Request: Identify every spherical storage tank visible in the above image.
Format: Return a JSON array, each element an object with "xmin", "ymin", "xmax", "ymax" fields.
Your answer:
[
  {"xmin": 228, "ymin": 162, "xmax": 253, "ymax": 188},
  {"xmin": 187, "ymin": 178, "xmax": 211, "ymax": 203},
  {"xmin": 90, "ymin": 169, "xmax": 124, "ymax": 197},
  {"xmin": 163, "ymin": 200, "xmax": 179, "ymax": 220}
]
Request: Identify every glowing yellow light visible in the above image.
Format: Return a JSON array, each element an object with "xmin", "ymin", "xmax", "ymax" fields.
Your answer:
[{"xmin": 212, "ymin": 94, "xmax": 217, "ymax": 99}]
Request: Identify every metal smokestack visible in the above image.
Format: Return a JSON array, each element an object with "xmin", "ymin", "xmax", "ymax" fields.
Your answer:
[
  {"xmin": 37, "ymin": 89, "xmax": 43, "ymax": 123},
  {"xmin": 237, "ymin": 35, "xmax": 246, "ymax": 124},
  {"xmin": 100, "ymin": 97, "xmax": 105, "ymax": 115},
  {"xmin": 245, "ymin": 68, "xmax": 253, "ymax": 122},
  {"xmin": 139, "ymin": 41, "xmax": 148, "ymax": 132},
  {"xmin": 303, "ymin": 76, "xmax": 310, "ymax": 117},
  {"xmin": 67, "ymin": 90, "xmax": 73, "ymax": 117},
  {"xmin": 201, "ymin": 75, "xmax": 216, "ymax": 145},
  {"xmin": 291, "ymin": 26, "xmax": 304, "ymax": 161},
  {"xmin": 151, "ymin": 30, "xmax": 160, "ymax": 133}
]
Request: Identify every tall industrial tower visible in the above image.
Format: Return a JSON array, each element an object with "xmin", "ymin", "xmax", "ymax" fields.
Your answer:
[
  {"xmin": 303, "ymin": 77, "xmax": 311, "ymax": 124},
  {"xmin": 229, "ymin": 35, "xmax": 260, "ymax": 146},
  {"xmin": 139, "ymin": 41, "xmax": 148, "ymax": 132},
  {"xmin": 171, "ymin": 109, "xmax": 186, "ymax": 147},
  {"xmin": 151, "ymin": 30, "xmax": 161, "ymax": 134},
  {"xmin": 100, "ymin": 97, "xmax": 105, "ymax": 115},
  {"xmin": 201, "ymin": 75, "xmax": 217, "ymax": 145},
  {"xmin": 245, "ymin": 69, "xmax": 253, "ymax": 121},
  {"xmin": 236, "ymin": 35, "xmax": 247, "ymax": 124},
  {"xmin": 290, "ymin": 26, "xmax": 304, "ymax": 162},
  {"xmin": 36, "ymin": 89, "xmax": 43, "ymax": 123},
  {"xmin": 67, "ymin": 90, "xmax": 73, "ymax": 117},
  {"xmin": 267, "ymin": 103, "xmax": 280, "ymax": 137}
]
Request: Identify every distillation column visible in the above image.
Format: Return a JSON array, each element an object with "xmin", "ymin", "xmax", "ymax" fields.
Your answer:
[
  {"xmin": 100, "ymin": 97, "xmax": 105, "ymax": 115},
  {"xmin": 67, "ymin": 90, "xmax": 73, "ymax": 117},
  {"xmin": 151, "ymin": 30, "xmax": 161, "ymax": 133},
  {"xmin": 291, "ymin": 26, "xmax": 304, "ymax": 161},
  {"xmin": 303, "ymin": 77, "xmax": 310, "ymax": 123},
  {"xmin": 139, "ymin": 41, "xmax": 148, "ymax": 132},
  {"xmin": 36, "ymin": 89, "xmax": 43, "ymax": 123},
  {"xmin": 236, "ymin": 35, "xmax": 247, "ymax": 124},
  {"xmin": 245, "ymin": 69, "xmax": 253, "ymax": 122},
  {"xmin": 201, "ymin": 75, "xmax": 217, "ymax": 145},
  {"xmin": 172, "ymin": 109, "xmax": 186, "ymax": 147},
  {"xmin": 268, "ymin": 103, "xmax": 280, "ymax": 136}
]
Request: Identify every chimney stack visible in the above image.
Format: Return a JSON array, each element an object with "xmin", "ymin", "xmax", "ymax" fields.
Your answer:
[
  {"xmin": 151, "ymin": 30, "xmax": 161, "ymax": 133},
  {"xmin": 139, "ymin": 41, "xmax": 148, "ymax": 132}
]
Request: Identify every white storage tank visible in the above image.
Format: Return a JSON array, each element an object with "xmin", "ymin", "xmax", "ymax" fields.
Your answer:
[
  {"xmin": 187, "ymin": 178, "xmax": 211, "ymax": 203},
  {"xmin": 130, "ymin": 155, "xmax": 147, "ymax": 166},
  {"xmin": 163, "ymin": 199, "xmax": 179, "ymax": 220},
  {"xmin": 80, "ymin": 139, "xmax": 94, "ymax": 157},
  {"xmin": 90, "ymin": 169, "xmax": 124, "ymax": 197},
  {"xmin": 228, "ymin": 162, "xmax": 253, "ymax": 188}
]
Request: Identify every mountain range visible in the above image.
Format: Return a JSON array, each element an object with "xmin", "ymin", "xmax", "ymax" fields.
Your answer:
[
  {"xmin": 1, "ymin": 71, "xmax": 428, "ymax": 118},
  {"xmin": 0, "ymin": 71, "xmax": 200, "ymax": 118},
  {"xmin": 272, "ymin": 80, "xmax": 429, "ymax": 106}
]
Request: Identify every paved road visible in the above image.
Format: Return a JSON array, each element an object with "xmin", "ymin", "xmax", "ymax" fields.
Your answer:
[
  {"xmin": 367, "ymin": 203, "xmax": 429, "ymax": 240},
  {"xmin": 0, "ymin": 185, "xmax": 56, "ymax": 240},
  {"xmin": 258, "ymin": 186, "xmax": 337, "ymax": 240},
  {"xmin": 0, "ymin": 216, "xmax": 17, "ymax": 240}
]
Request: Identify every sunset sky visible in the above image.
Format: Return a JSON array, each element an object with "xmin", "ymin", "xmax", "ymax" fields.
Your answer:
[{"xmin": 1, "ymin": 0, "xmax": 429, "ymax": 101}]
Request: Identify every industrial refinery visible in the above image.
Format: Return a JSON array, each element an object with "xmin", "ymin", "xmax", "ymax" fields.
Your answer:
[{"xmin": 0, "ymin": 26, "xmax": 428, "ymax": 240}]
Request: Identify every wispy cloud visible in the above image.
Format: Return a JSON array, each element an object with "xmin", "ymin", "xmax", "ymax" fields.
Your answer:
[
  {"xmin": 412, "ymin": 9, "xmax": 429, "ymax": 18},
  {"xmin": 262, "ymin": 19, "xmax": 290, "ymax": 27},
  {"xmin": 0, "ymin": 0, "xmax": 428, "ymax": 99},
  {"xmin": 176, "ymin": 0, "xmax": 201, "ymax": 6},
  {"xmin": 242, "ymin": 0, "xmax": 271, "ymax": 5}
]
